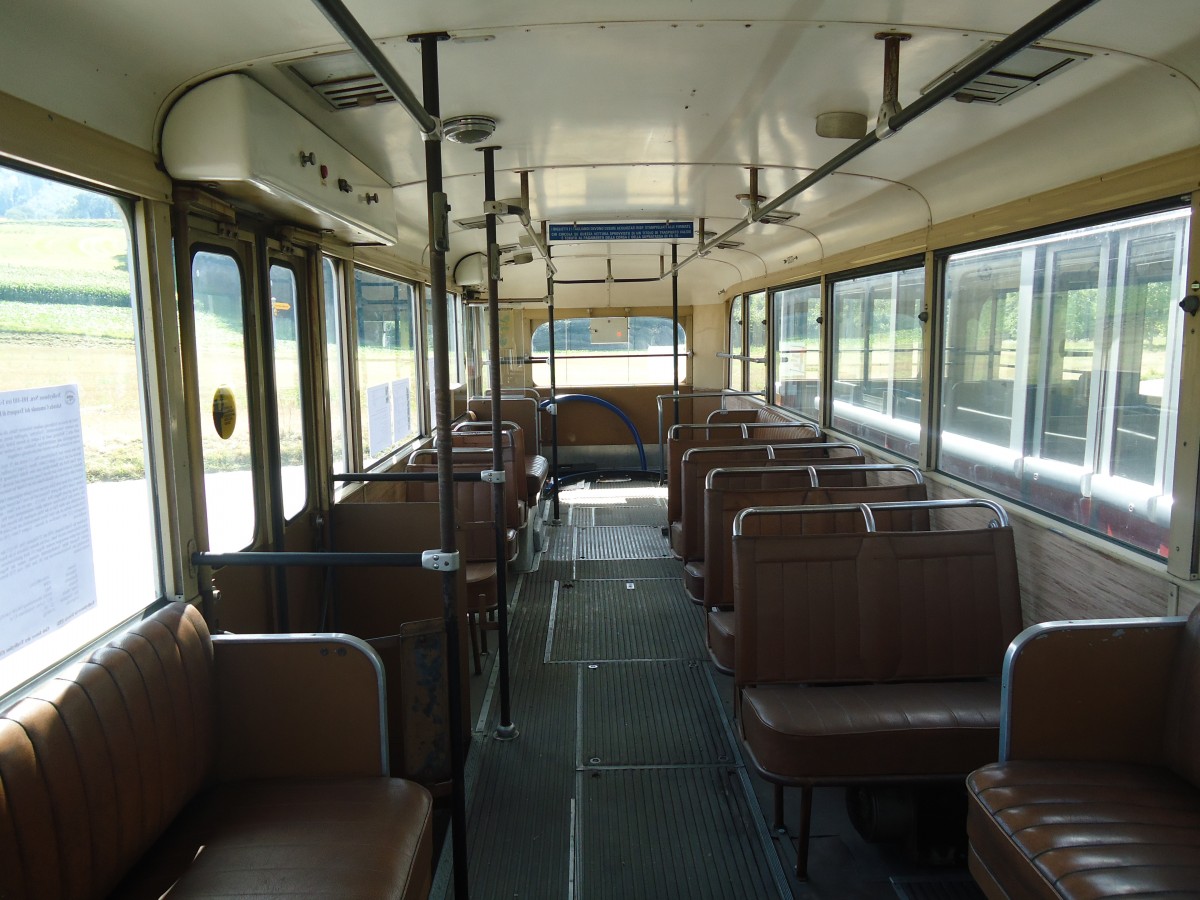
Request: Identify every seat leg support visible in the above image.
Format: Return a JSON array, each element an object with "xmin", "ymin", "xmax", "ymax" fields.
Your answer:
[{"xmin": 796, "ymin": 786, "xmax": 813, "ymax": 880}]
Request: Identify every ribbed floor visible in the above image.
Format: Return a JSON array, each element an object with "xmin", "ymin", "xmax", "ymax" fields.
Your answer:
[
  {"xmin": 547, "ymin": 579, "xmax": 705, "ymax": 662},
  {"xmin": 577, "ymin": 525, "xmax": 672, "ymax": 559},
  {"xmin": 451, "ymin": 484, "xmax": 788, "ymax": 899}
]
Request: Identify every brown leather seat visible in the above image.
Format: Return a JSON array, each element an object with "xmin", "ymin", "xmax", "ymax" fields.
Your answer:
[
  {"xmin": 0, "ymin": 602, "xmax": 433, "ymax": 899},
  {"xmin": 665, "ymin": 422, "xmax": 821, "ymax": 538},
  {"xmin": 967, "ymin": 760, "xmax": 1200, "ymax": 898},
  {"xmin": 703, "ymin": 481, "xmax": 929, "ymax": 671},
  {"xmin": 673, "ymin": 441, "xmax": 861, "ymax": 559},
  {"xmin": 734, "ymin": 523, "xmax": 1023, "ymax": 878},
  {"xmin": 965, "ymin": 607, "xmax": 1200, "ymax": 898}
]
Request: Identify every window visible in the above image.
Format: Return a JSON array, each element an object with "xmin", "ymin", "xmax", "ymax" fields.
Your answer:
[
  {"xmin": 0, "ymin": 166, "xmax": 159, "ymax": 696},
  {"xmin": 939, "ymin": 206, "xmax": 1189, "ymax": 556},
  {"xmin": 193, "ymin": 250, "xmax": 255, "ymax": 551},
  {"xmin": 425, "ymin": 288, "xmax": 462, "ymax": 388},
  {"xmin": 746, "ymin": 291, "xmax": 768, "ymax": 393},
  {"xmin": 323, "ymin": 257, "xmax": 348, "ymax": 475},
  {"xmin": 773, "ymin": 282, "xmax": 822, "ymax": 420},
  {"xmin": 727, "ymin": 300, "xmax": 745, "ymax": 390},
  {"xmin": 269, "ymin": 263, "xmax": 306, "ymax": 519},
  {"xmin": 355, "ymin": 268, "xmax": 418, "ymax": 464},
  {"xmin": 530, "ymin": 316, "xmax": 686, "ymax": 387},
  {"xmin": 830, "ymin": 264, "xmax": 925, "ymax": 456}
]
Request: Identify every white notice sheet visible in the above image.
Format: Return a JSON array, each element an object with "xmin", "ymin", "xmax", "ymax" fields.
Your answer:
[
  {"xmin": 0, "ymin": 384, "xmax": 97, "ymax": 661},
  {"xmin": 366, "ymin": 382, "xmax": 394, "ymax": 457}
]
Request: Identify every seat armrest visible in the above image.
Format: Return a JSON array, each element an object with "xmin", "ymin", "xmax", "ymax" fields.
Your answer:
[
  {"xmin": 1001, "ymin": 616, "xmax": 1186, "ymax": 764},
  {"xmin": 211, "ymin": 633, "xmax": 389, "ymax": 781}
]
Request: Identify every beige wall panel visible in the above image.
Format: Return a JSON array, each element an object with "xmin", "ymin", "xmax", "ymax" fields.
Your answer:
[{"xmin": 0, "ymin": 90, "xmax": 169, "ymax": 200}]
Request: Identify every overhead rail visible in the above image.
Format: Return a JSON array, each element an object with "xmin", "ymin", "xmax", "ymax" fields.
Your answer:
[
  {"xmin": 309, "ymin": 0, "xmax": 438, "ymax": 136},
  {"xmin": 665, "ymin": 0, "xmax": 1101, "ymax": 279},
  {"xmin": 654, "ymin": 390, "xmax": 766, "ymax": 481}
]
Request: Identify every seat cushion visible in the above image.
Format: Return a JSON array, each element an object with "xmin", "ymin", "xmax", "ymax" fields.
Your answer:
[
  {"xmin": 117, "ymin": 777, "xmax": 432, "ymax": 899},
  {"xmin": 967, "ymin": 760, "xmax": 1200, "ymax": 899},
  {"xmin": 683, "ymin": 560, "xmax": 705, "ymax": 604},
  {"xmin": 740, "ymin": 680, "xmax": 1001, "ymax": 782},
  {"xmin": 707, "ymin": 610, "xmax": 735, "ymax": 674}
]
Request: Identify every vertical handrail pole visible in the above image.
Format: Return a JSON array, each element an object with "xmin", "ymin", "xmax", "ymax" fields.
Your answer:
[
  {"xmin": 410, "ymin": 31, "xmax": 470, "ymax": 900},
  {"xmin": 254, "ymin": 237, "xmax": 290, "ymax": 633},
  {"xmin": 547, "ymin": 245, "xmax": 562, "ymax": 523},
  {"xmin": 671, "ymin": 242, "xmax": 680, "ymax": 429},
  {"xmin": 480, "ymin": 144, "xmax": 517, "ymax": 740}
]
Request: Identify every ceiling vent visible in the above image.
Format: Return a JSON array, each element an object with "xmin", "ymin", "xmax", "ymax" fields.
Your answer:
[
  {"xmin": 703, "ymin": 231, "xmax": 744, "ymax": 250},
  {"xmin": 758, "ymin": 210, "xmax": 797, "ymax": 226},
  {"xmin": 287, "ymin": 52, "xmax": 395, "ymax": 110},
  {"xmin": 921, "ymin": 43, "xmax": 1090, "ymax": 106}
]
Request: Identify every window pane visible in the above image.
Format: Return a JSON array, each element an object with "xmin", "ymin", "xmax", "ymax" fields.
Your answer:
[
  {"xmin": 746, "ymin": 291, "xmax": 767, "ymax": 393},
  {"xmin": 728, "ymin": 301, "xmax": 745, "ymax": 390},
  {"xmin": 939, "ymin": 207, "xmax": 1190, "ymax": 556},
  {"xmin": 193, "ymin": 250, "xmax": 255, "ymax": 552},
  {"xmin": 530, "ymin": 316, "xmax": 686, "ymax": 387},
  {"xmin": 0, "ymin": 167, "xmax": 158, "ymax": 695},
  {"xmin": 426, "ymin": 289, "xmax": 461, "ymax": 386},
  {"xmin": 830, "ymin": 266, "xmax": 924, "ymax": 457},
  {"xmin": 773, "ymin": 283, "xmax": 821, "ymax": 420},
  {"xmin": 270, "ymin": 264, "xmax": 306, "ymax": 519},
  {"xmin": 355, "ymin": 269, "xmax": 418, "ymax": 464},
  {"xmin": 323, "ymin": 257, "xmax": 347, "ymax": 475}
]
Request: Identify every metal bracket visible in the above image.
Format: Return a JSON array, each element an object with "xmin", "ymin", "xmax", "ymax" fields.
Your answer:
[
  {"xmin": 481, "ymin": 469, "xmax": 507, "ymax": 484},
  {"xmin": 488, "ymin": 243, "xmax": 501, "ymax": 282},
  {"xmin": 544, "ymin": 402, "xmax": 558, "ymax": 415},
  {"xmin": 420, "ymin": 117, "xmax": 443, "ymax": 142},
  {"xmin": 432, "ymin": 192, "xmax": 451, "ymax": 252},
  {"xmin": 421, "ymin": 549, "xmax": 460, "ymax": 572},
  {"xmin": 484, "ymin": 200, "xmax": 524, "ymax": 217}
]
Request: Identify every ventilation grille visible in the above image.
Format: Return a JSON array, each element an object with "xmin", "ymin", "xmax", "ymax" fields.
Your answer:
[
  {"xmin": 923, "ymin": 43, "xmax": 1090, "ymax": 107},
  {"xmin": 703, "ymin": 231, "xmax": 745, "ymax": 250},
  {"xmin": 758, "ymin": 210, "xmax": 797, "ymax": 226},
  {"xmin": 287, "ymin": 51, "xmax": 395, "ymax": 111}
]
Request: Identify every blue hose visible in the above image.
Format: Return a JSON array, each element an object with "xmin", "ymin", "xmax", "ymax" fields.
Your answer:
[{"xmin": 538, "ymin": 393, "xmax": 647, "ymax": 471}]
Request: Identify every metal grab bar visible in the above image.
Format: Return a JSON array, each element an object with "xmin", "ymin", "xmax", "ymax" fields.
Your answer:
[
  {"xmin": 731, "ymin": 497, "xmax": 1010, "ymax": 535},
  {"xmin": 333, "ymin": 472, "xmax": 486, "ymax": 483},
  {"xmin": 704, "ymin": 463, "xmax": 923, "ymax": 489},
  {"xmin": 734, "ymin": 502, "xmax": 877, "ymax": 536}
]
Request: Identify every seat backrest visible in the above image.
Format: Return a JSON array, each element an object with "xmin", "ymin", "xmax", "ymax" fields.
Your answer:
[
  {"xmin": 454, "ymin": 420, "xmax": 528, "ymax": 472},
  {"xmin": 438, "ymin": 434, "xmax": 525, "ymax": 529},
  {"xmin": 468, "ymin": 396, "xmax": 540, "ymax": 453},
  {"xmin": 404, "ymin": 458, "xmax": 510, "ymax": 562},
  {"xmin": 0, "ymin": 602, "xmax": 215, "ymax": 900},
  {"xmin": 733, "ymin": 531, "xmax": 868, "ymax": 686},
  {"xmin": 733, "ymin": 525, "xmax": 1021, "ymax": 687},
  {"xmin": 666, "ymin": 426, "xmax": 822, "ymax": 521},
  {"xmin": 677, "ymin": 444, "xmax": 863, "ymax": 561},
  {"xmin": 704, "ymin": 482, "xmax": 929, "ymax": 607},
  {"xmin": 1163, "ymin": 605, "xmax": 1200, "ymax": 786},
  {"xmin": 858, "ymin": 527, "xmax": 1023, "ymax": 681}
]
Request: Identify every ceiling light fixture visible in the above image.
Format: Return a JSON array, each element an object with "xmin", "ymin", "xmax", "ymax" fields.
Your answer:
[{"xmin": 443, "ymin": 114, "xmax": 498, "ymax": 144}]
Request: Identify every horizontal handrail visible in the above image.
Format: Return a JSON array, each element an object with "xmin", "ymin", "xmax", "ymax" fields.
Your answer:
[
  {"xmin": 704, "ymin": 463, "xmax": 923, "ymax": 489},
  {"xmin": 734, "ymin": 502, "xmax": 876, "ymax": 535}
]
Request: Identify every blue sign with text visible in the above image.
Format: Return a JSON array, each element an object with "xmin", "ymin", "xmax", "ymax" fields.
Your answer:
[{"xmin": 549, "ymin": 221, "xmax": 695, "ymax": 242}]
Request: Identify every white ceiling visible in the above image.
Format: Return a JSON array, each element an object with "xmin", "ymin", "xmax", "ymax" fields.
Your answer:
[{"xmin": 3, "ymin": 0, "xmax": 1198, "ymax": 306}]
